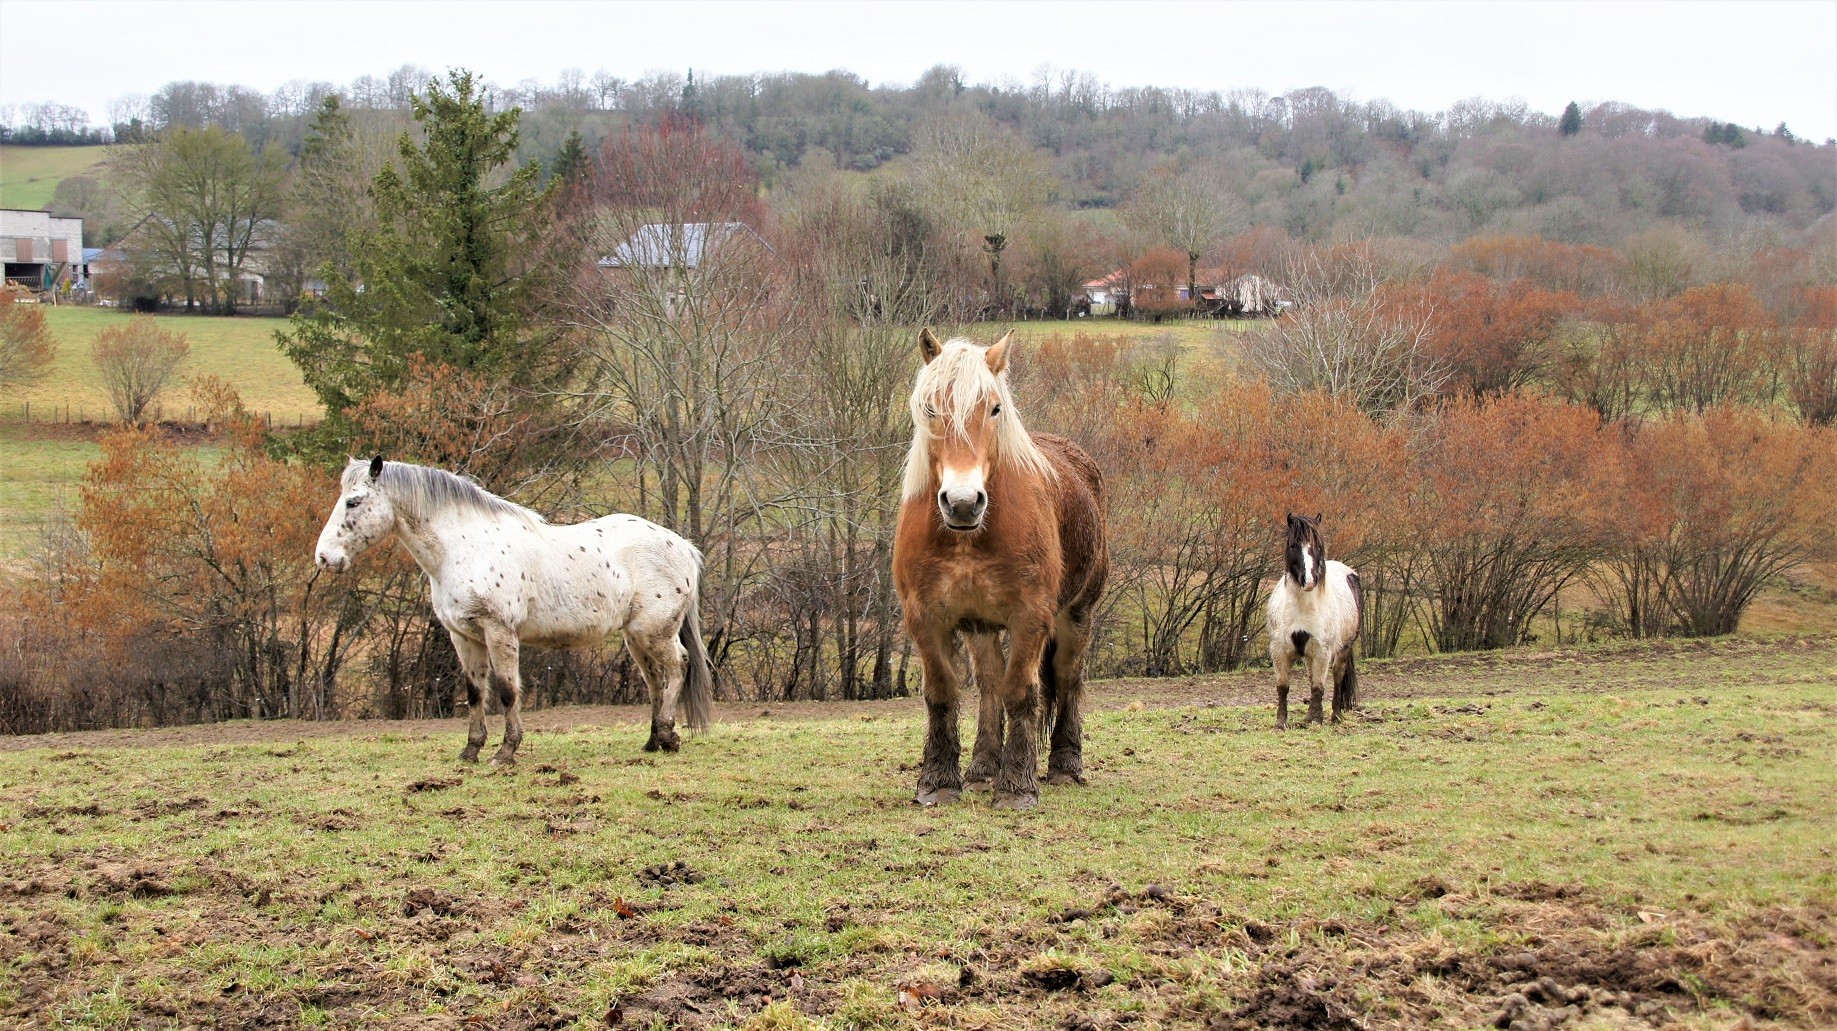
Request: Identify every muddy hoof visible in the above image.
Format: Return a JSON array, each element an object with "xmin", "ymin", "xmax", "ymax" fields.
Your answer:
[
  {"xmin": 993, "ymin": 791, "xmax": 1039, "ymax": 811},
  {"xmin": 914, "ymin": 787, "xmax": 962, "ymax": 806},
  {"xmin": 963, "ymin": 778, "xmax": 993, "ymax": 793},
  {"xmin": 458, "ymin": 747, "xmax": 481, "ymax": 763},
  {"xmin": 489, "ymin": 749, "xmax": 518, "ymax": 766},
  {"xmin": 644, "ymin": 731, "xmax": 681, "ymax": 753},
  {"xmin": 1043, "ymin": 770, "xmax": 1085, "ymax": 786}
]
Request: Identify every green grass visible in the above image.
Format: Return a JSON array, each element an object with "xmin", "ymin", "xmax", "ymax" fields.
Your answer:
[
  {"xmin": 0, "ymin": 425, "xmax": 95, "ymax": 559},
  {"xmin": 3, "ymin": 308, "xmax": 320, "ymax": 426},
  {"xmin": 0, "ymin": 145, "xmax": 109, "ymax": 210},
  {"xmin": 3, "ymin": 639, "xmax": 1832, "ymax": 1028}
]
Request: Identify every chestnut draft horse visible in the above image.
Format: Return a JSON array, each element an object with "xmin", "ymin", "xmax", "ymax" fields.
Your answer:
[{"xmin": 892, "ymin": 329, "xmax": 1109, "ymax": 810}]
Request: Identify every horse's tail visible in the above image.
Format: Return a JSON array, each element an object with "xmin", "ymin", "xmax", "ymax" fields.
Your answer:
[
  {"xmin": 1335, "ymin": 647, "xmax": 1359, "ymax": 713},
  {"xmin": 679, "ymin": 586, "xmax": 715, "ymax": 733},
  {"xmin": 1340, "ymin": 568, "xmax": 1364, "ymax": 712}
]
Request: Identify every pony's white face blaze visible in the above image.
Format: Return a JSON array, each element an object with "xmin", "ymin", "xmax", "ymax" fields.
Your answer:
[
  {"xmin": 316, "ymin": 474, "xmax": 395, "ymax": 572},
  {"xmin": 1300, "ymin": 544, "xmax": 1316, "ymax": 590}
]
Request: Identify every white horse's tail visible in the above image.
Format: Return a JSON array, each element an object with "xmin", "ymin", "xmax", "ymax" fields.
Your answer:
[{"xmin": 679, "ymin": 591, "xmax": 715, "ymax": 732}]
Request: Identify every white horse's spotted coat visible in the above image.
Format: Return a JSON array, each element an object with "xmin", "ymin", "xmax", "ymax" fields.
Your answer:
[{"xmin": 315, "ymin": 459, "xmax": 713, "ymax": 760}]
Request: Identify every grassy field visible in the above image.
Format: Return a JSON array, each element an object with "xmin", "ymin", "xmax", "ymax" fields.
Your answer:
[
  {"xmin": 0, "ymin": 424, "xmax": 96, "ymax": 558},
  {"xmin": 3, "ymin": 308, "xmax": 319, "ymax": 426},
  {"xmin": 3, "ymin": 638, "xmax": 1832, "ymax": 1029},
  {"xmin": 0, "ymin": 146, "xmax": 109, "ymax": 210}
]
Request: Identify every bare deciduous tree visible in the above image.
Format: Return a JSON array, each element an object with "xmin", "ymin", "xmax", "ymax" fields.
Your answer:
[
  {"xmin": 91, "ymin": 317, "xmax": 190, "ymax": 423},
  {"xmin": 1123, "ymin": 162, "xmax": 1245, "ymax": 309},
  {"xmin": 1241, "ymin": 246, "xmax": 1445, "ymax": 418},
  {"xmin": 906, "ymin": 112, "xmax": 1054, "ymax": 308}
]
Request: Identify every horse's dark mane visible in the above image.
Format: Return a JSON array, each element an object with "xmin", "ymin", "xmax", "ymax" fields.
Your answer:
[{"xmin": 351, "ymin": 460, "xmax": 545, "ymax": 525}]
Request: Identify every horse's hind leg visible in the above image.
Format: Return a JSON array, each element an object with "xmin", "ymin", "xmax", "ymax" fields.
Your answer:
[
  {"xmin": 1045, "ymin": 612, "xmax": 1094, "ymax": 786},
  {"xmin": 963, "ymin": 633, "xmax": 1005, "ymax": 792},
  {"xmin": 451, "ymin": 630, "xmax": 491, "ymax": 763},
  {"xmin": 483, "ymin": 622, "xmax": 524, "ymax": 764},
  {"xmin": 913, "ymin": 625, "xmax": 964, "ymax": 806},
  {"xmin": 631, "ymin": 627, "xmax": 685, "ymax": 753}
]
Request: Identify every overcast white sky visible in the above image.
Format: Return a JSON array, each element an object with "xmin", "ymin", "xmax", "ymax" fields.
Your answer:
[{"xmin": 3, "ymin": 0, "xmax": 1834, "ymax": 140}]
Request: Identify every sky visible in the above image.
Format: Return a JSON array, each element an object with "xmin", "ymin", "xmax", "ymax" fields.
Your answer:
[{"xmin": 2, "ymin": 0, "xmax": 1834, "ymax": 140}]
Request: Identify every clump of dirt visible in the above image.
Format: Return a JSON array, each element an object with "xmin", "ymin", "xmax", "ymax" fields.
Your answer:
[
  {"xmin": 405, "ymin": 776, "xmax": 460, "ymax": 792},
  {"xmin": 92, "ymin": 862, "xmax": 179, "ymax": 898},
  {"xmin": 618, "ymin": 962, "xmax": 807, "ymax": 1028},
  {"xmin": 636, "ymin": 860, "xmax": 705, "ymax": 888},
  {"xmin": 401, "ymin": 887, "xmax": 457, "ymax": 918}
]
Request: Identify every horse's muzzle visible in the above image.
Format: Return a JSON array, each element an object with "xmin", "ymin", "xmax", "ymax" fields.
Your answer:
[
  {"xmin": 316, "ymin": 551, "xmax": 350, "ymax": 573},
  {"xmin": 938, "ymin": 490, "xmax": 986, "ymax": 532}
]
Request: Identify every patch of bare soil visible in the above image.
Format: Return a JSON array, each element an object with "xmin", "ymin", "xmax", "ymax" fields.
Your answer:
[{"xmin": 1119, "ymin": 884, "xmax": 1837, "ymax": 1030}]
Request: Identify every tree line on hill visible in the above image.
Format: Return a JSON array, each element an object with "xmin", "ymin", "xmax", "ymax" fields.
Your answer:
[
  {"xmin": 0, "ymin": 69, "xmax": 1832, "ymax": 733},
  {"xmin": 20, "ymin": 61, "xmax": 1837, "ymax": 285}
]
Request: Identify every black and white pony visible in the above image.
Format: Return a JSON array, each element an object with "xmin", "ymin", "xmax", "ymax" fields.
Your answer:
[
  {"xmin": 1265, "ymin": 513, "xmax": 1363, "ymax": 729},
  {"xmin": 315, "ymin": 457, "xmax": 714, "ymax": 762}
]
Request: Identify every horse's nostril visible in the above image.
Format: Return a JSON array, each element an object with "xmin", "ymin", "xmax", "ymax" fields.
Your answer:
[{"xmin": 974, "ymin": 491, "xmax": 986, "ymax": 508}]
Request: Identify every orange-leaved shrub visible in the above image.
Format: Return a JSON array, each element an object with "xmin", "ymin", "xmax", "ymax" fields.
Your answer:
[
  {"xmin": 2, "ymin": 379, "xmax": 357, "ymax": 730},
  {"xmin": 1596, "ymin": 407, "xmax": 1837, "ymax": 637},
  {"xmin": 1412, "ymin": 393, "xmax": 1622, "ymax": 652}
]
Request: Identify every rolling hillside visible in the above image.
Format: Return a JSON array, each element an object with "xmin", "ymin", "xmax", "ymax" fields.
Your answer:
[{"xmin": 0, "ymin": 144, "xmax": 108, "ymax": 210}]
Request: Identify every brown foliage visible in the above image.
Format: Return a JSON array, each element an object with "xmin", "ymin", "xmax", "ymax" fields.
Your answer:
[
  {"xmin": 1415, "ymin": 271, "xmax": 1579, "ymax": 395},
  {"xmin": 1414, "ymin": 394, "xmax": 1620, "ymax": 652},
  {"xmin": 0, "ymin": 288, "xmax": 55, "ymax": 390},
  {"xmin": 10, "ymin": 383, "xmax": 359, "ymax": 728},
  {"xmin": 1448, "ymin": 235, "xmax": 1623, "ymax": 297},
  {"xmin": 1597, "ymin": 408, "xmax": 1837, "ymax": 637}
]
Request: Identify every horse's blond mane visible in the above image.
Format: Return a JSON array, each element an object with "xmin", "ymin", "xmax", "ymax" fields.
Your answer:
[
  {"xmin": 347, "ymin": 460, "xmax": 546, "ymax": 526},
  {"xmin": 901, "ymin": 338, "xmax": 1057, "ymax": 501}
]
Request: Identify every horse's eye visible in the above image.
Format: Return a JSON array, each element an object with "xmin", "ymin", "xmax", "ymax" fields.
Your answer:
[
  {"xmin": 925, "ymin": 405, "xmax": 938, "ymax": 419},
  {"xmin": 991, "ymin": 404, "xmax": 1002, "ymax": 417}
]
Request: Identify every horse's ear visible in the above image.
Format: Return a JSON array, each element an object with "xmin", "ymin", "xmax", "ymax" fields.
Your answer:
[
  {"xmin": 369, "ymin": 455, "xmax": 384, "ymax": 480},
  {"xmin": 1315, "ymin": 512, "xmax": 1323, "ymax": 526},
  {"xmin": 918, "ymin": 328, "xmax": 942, "ymax": 365},
  {"xmin": 985, "ymin": 330, "xmax": 1013, "ymax": 376}
]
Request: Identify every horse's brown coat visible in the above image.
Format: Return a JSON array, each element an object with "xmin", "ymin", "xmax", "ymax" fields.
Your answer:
[{"xmin": 893, "ymin": 332, "xmax": 1108, "ymax": 809}]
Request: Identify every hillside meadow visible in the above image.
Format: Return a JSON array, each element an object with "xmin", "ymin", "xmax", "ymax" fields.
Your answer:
[
  {"xmin": 5, "ymin": 308, "xmax": 316, "ymax": 426},
  {"xmin": 1, "ymin": 637, "xmax": 1832, "ymax": 1029},
  {"xmin": 0, "ymin": 145, "xmax": 108, "ymax": 210}
]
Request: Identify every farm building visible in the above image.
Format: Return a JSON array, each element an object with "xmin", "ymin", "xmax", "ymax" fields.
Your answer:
[
  {"xmin": 1, "ymin": 208, "xmax": 83, "ymax": 291},
  {"xmin": 597, "ymin": 222, "xmax": 771, "ymax": 271},
  {"xmin": 1081, "ymin": 270, "xmax": 1128, "ymax": 316}
]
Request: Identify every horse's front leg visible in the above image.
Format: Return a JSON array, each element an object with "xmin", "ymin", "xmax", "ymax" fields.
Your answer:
[
  {"xmin": 450, "ymin": 629, "xmax": 491, "ymax": 762},
  {"xmin": 1305, "ymin": 647, "xmax": 1327, "ymax": 726},
  {"xmin": 1272, "ymin": 645, "xmax": 1294, "ymax": 731},
  {"xmin": 963, "ymin": 632, "xmax": 1006, "ymax": 792},
  {"xmin": 913, "ymin": 625, "xmax": 964, "ymax": 806},
  {"xmin": 483, "ymin": 622, "xmax": 524, "ymax": 764},
  {"xmin": 994, "ymin": 621, "xmax": 1051, "ymax": 810}
]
